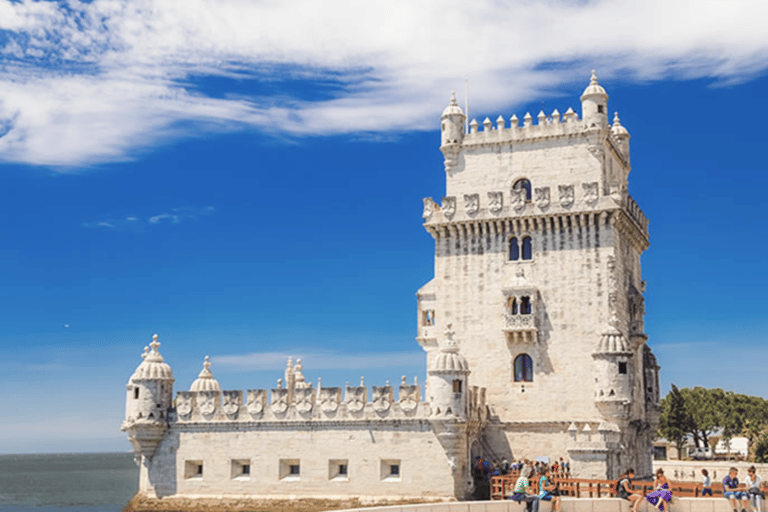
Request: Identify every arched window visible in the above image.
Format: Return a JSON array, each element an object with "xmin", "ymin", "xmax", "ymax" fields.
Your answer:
[
  {"xmin": 522, "ymin": 236, "xmax": 532, "ymax": 260},
  {"xmin": 509, "ymin": 237, "xmax": 520, "ymax": 261},
  {"xmin": 508, "ymin": 297, "xmax": 518, "ymax": 315},
  {"xmin": 514, "ymin": 354, "xmax": 533, "ymax": 382},
  {"xmin": 513, "ymin": 179, "xmax": 532, "ymax": 201},
  {"xmin": 520, "ymin": 296, "xmax": 531, "ymax": 315}
]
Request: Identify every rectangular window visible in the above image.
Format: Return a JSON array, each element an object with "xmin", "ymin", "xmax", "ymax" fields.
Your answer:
[
  {"xmin": 279, "ymin": 459, "xmax": 300, "ymax": 480},
  {"xmin": 134, "ymin": 387, "xmax": 139, "ymax": 399},
  {"xmin": 452, "ymin": 379, "xmax": 462, "ymax": 393},
  {"xmin": 184, "ymin": 460, "xmax": 203, "ymax": 479},
  {"xmin": 619, "ymin": 362, "xmax": 627, "ymax": 374},
  {"xmin": 231, "ymin": 459, "xmax": 250, "ymax": 479},
  {"xmin": 381, "ymin": 459, "xmax": 401, "ymax": 481},
  {"xmin": 329, "ymin": 459, "xmax": 349, "ymax": 480}
]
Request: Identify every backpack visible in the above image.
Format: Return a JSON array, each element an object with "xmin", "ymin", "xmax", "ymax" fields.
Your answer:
[{"xmin": 616, "ymin": 477, "xmax": 628, "ymax": 496}]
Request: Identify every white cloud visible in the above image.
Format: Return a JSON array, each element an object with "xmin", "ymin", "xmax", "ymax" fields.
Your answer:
[
  {"xmin": 1, "ymin": 0, "xmax": 767, "ymax": 166},
  {"xmin": 83, "ymin": 205, "xmax": 215, "ymax": 229},
  {"xmin": 214, "ymin": 350, "xmax": 425, "ymax": 372}
]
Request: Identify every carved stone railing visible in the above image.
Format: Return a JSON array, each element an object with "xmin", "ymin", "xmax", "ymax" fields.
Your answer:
[{"xmin": 503, "ymin": 313, "xmax": 537, "ymax": 343}]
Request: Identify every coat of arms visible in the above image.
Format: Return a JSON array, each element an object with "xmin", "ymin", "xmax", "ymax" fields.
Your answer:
[
  {"xmin": 422, "ymin": 198, "xmax": 435, "ymax": 220},
  {"xmin": 246, "ymin": 389, "xmax": 266, "ymax": 415},
  {"xmin": 442, "ymin": 196, "xmax": 456, "ymax": 219},
  {"xmin": 345, "ymin": 383, "xmax": 367, "ymax": 413},
  {"xmin": 176, "ymin": 392, "xmax": 193, "ymax": 417},
  {"xmin": 399, "ymin": 378, "xmax": 420, "ymax": 413},
  {"xmin": 487, "ymin": 191, "xmax": 503, "ymax": 214},
  {"xmin": 583, "ymin": 182, "xmax": 598, "ymax": 205},
  {"xmin": 372, "ymin": 385, "xmax": 393, "ymax": 413},
  {"xmin": 198, "ymin": 391, "xmax": 218, "ymax": 417},
  {"xmin": 534, "ymin": 187, "xmax": 550, "ymax": 209},
  {"xmin": 319, "ymin": 387, "xmax": 341, "ymax": 413},
  {"xmin": 294, "ymin": 387, "xmax": 315, "ymax": 414},
  {"xmin": 271, "ymin": 387, "xmax": 289, "ymax": 414},
  {"xmin": 222, "ymin": 390, "xmax": 241, "ymax": 417},
  {"xmin": 511, "ymin": 188, "xmax": 526, "ymax": 212},
  {"xmin": 464, "ymin": 194, "xmax": 479, "ymax": 215},
  {"xmin": 559, "ymin": 185, "xmax": 574, "ymax": 208}
]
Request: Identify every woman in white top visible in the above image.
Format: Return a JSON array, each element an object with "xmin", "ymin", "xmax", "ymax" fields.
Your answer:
[{"xmin": 745, "ymin": 466, "xmax": 763, "ymax": 512}]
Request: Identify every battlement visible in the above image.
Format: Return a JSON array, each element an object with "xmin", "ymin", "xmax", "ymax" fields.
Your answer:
[{"xmin": 464, "ymin": 108, "xmax": 592, "ymax": 146}]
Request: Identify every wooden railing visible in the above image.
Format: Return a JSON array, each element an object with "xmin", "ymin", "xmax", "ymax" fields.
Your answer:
[{"xmin": 491, "ymin": 473, "xmax": 751, "ymax": 500}]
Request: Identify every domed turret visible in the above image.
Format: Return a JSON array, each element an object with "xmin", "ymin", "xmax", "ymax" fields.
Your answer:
[
  {"xmin": 121, "ymin": 334, "xmax": 174, "ymax": 461},
  {"xmin": 440, "ymin": 91, "xmax": 466, "ymax": 172},
  {"xmin": 190, "ymin": 356, "xmax": 220, "ymax": 392},
  {"xmin": 580, "ymin": 70, "xmax": 609, "ymax": 130},
  {"xmin": 611, "ymin": 112, "xmax": 630, "ymax": 161},
  {"xmin": 428, "ymin": 324, "xmax": 470, "ymax": 418},
  {"xmin": 592, "ymin": 324, "xmax": 632, "ymax": 423}
]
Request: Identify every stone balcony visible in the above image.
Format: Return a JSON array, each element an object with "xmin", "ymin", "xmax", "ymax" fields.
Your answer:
[{"xmin": 503, "ymin": 313, "xmax": 537, "ymax": 343}]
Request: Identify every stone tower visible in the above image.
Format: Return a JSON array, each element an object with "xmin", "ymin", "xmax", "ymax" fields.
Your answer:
[{"xmin": 418, "ymin": 72, "xmax": 660, "ymax": 479}]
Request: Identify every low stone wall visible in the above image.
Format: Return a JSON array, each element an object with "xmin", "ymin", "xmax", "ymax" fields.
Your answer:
[{"xmin": 653, "ymin": 460, "xmax": 768, "ymax": 483}]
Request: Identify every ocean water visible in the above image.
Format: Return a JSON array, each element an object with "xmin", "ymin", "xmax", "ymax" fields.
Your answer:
[{"xmin": 0, "ymin": 452, "xmax": 138, "ymax": 512}]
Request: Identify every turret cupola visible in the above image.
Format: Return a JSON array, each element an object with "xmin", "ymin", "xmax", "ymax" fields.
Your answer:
[
  {"xmin": 440, "ymin": 91, "xmax": 466, "ymax": 172},
  {"xmin": 611, "ymin": 112, "xmax": 631, "ymax": 162},
  {"xmin": 190, "ymin": 356, "xmax": 221, "ymax": 392},
  {"xmin": 121, "ymin": 334, "xmax": 175, "ymax": 462},
  {"xmin": 580, "ymin": 70, "xmax": 609, "ymax": 130},
  {"xmin": 428, "ymin": 324, "xmax": 470, "ymax": 418}
]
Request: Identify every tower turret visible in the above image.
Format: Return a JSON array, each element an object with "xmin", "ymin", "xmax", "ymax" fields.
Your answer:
[
  {"xmin": 121, "ymin": 334, "xmax": 174, "ymax": 461},
  {"xmin": 189, "ymin": 355, "xmax": 220, "ymax": 391},
  {"xmin": 592, "ymin": 324, "xmax": 633, "ymax": 424},
  {"xmin": 427, "ymin": 324, "xmax": 470, "ymax": 418},
  {"xmin": 580, "ymin": 70, "xmax": 609, "ymax": 130},
  {"xmin": 611, "ymin": 112, "xmax": 631, "ymax": 162},
  {"xmin": 440, "ymin": 91, "xmax": 466, "ymax": 172}
]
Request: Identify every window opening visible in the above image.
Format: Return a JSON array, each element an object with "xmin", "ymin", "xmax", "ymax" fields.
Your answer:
[
  {"xmin": 290, "ymin": 464, "xmax": 300, "ymax": 475},
  {"xmin": 134, "ymin": 388, "xmax": 139, "ymax": 399},
  {"xmin": 452, "ymin": 379, "xmax": 462, "ymax": 393},
  {"xmin": 422, "ymin": 310, "xmax": 435, "ymax": 326},
  {"xmin": 597, "ymin": 105, "xmax": 604, "ymax": 114},
  {"xmin": 514, "ymin": 354, "xmax": 533, "ymax": 382},
  {"xmin": 509, "ymin": 237, "xmax": 520, "ymax": 261},
  {"xmin": 390, "ymin": 464, "xmax": 400, "ymax": 476},
  {"xmin": 522, "ymin": 236, "xmax": 532, "ymax": 260},
  {"xmin": 619, "ymin": 362, "xmax": 627, "ymax": 374},
  {"xmin": 520, "ymin": 296, "xmax": 532, "ymax": 315},
  {"xmin": 509, "ymin": 297, "xmax": 518, "ymax": 315},
  {"xmin": 513, "ymin": 179, "xmax": 532, "ymax": 200}
]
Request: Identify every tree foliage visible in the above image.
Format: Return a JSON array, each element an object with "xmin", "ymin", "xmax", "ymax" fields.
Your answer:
[{"xmin": 657, "ymin": 386, "xmax": 768, "ymax": 461}]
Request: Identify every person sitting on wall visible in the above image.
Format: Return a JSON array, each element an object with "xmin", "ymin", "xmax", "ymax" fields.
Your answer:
[
  {"xmin": 745, "ymin": 465, "xmax": 764, "ymax": 512},
  {"xmin": 723, "ymin": 467, "xmax": 750, "ymax": 512},
  {"xmin": 539, "ymin": 467, "xmax": 561, "ymax": 512},
  {"xmin": 644, "ymin": 468, "xmax": 673, "ymax": 511},
  {"xmin": 616, "ymin": 468, "xmax": 643, "ymax": 512},
  {"xmin": 510, "ymin": 466, "xmax": 540, "ymax": 512},
  {"xmin": 702, "ymin": 469, "xmax": 713, "ymax": 496}
]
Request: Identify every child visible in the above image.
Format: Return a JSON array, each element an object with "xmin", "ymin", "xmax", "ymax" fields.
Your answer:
[{"xmin": 702, "ymin": 468, "xmax": 712, "ymax": 496}]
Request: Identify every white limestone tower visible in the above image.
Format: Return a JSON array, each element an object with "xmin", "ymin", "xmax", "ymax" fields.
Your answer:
[
  {"xmin": 418, "ymin": 71, "xmax": 659, "ymax": 479},
  {"xmin": 121, "ymin": 334, "xmax": 174, "ymax": 461}
]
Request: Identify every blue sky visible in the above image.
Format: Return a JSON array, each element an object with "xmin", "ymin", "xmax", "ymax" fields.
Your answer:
[{"xmin": 1, "ymin": 0, "xmax": 768, "ymax": 454}]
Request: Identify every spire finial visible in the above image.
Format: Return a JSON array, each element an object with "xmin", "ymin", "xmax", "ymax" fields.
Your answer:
[
  {"xmin": 150, "ymin": 334, "xmax": 160, "ymax": 352},
  {"xmin": 613, "ymin": 112, "xmax": 621, "ymax": 125},
  {"xmin": 450, "ymin": 91, "xmax": 457, "ymax": 106},
  {"xmin": 203, "ymin": 355, "xmax": 211, "ymax": 371},
  {"xmin": 142, "ymin": 346, "xmax": 149, "ymax": 359},
  {"xmin": 590, "ymin": 70, "xmax": 599, "ymax": 85}
]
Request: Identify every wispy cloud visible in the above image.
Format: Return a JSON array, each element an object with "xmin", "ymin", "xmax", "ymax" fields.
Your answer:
[
  {"xmin": 1, "ymin": 0, "xmax": 767, "ymax": 166},
  {"xmin": 82, "ymin": 205, "xmax": 215, "ymax": 229},
  {"xmin": 213, "ymin": 350, "xmax": 424, "ymax": 372}
]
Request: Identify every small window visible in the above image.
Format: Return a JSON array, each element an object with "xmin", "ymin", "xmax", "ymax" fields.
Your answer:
[
  {"xmin": 597, "ymin": 105, "xmax": 604, "ymax": 114},
  {"xmin": 453, "ymin": 379, "xmax": 462, "ymax": 393},
  {"xmin": 339, "ymin": 464, "xmax": 347, "ymax": 476},
  {"xmin": 290, "ymin": 464, "xmax": 300, "ymax": 475},
  {"xmin": 231, "ymin": 459, "xmax": 250, "ymax": 479},
  {"xmin": 390, "ymin": 464, "xmax": 400, "ymax": 476},
  {"xmin": 513, "ymin": 178, "xmax": 532, "ymax": 200},
  {"xmin": 329, "ymin": 459, "xmax": 349, "ymax": 480},
  {"xmin": 522, "ymin": 236, "xmax": 532, "ymax": 260},
  {"xmin": 520, "ymin": 296, "xmax": 532, "ymax": 315},
  {"xmin": 242, "ymin": 464, "xmax": 250, "ymax": 475},
  {"xmin": 422, "ymin": 309, "xmax": 435, "ymax": 326},
  {"xmin": 134, "ymin": 388, "xmax": 139, "ymax": 399},
  {"xmin": 280, "ymin": 459, "xmax": 301, "ymax": 480},
  {"xmin": 509, "ymin": 237, "xmax": 520, "ymax": 261},
  {"xmin": 381, "ymin": 459, "xmax": 401, "ymax": 481},
  {"xmin": 509, "ymin": 297, "xmax": 518, "ymax": 315},
  {"xmin": 618, "ymin": 362, "xmax": 627, "ymax": 374},
  {"xmin": 184, "ymin": 460, "xmax": 204, "ymax": 479},
  {"xmin": 514, "ymin": 354, "xmax": 533, "ymax": 382}
]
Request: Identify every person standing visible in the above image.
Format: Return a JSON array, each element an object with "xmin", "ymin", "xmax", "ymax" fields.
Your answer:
[{"xmin": 702, "ymin": 469, "xmax": 712, "ymax": 496}]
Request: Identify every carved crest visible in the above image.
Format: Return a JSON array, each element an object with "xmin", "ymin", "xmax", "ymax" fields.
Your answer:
[
  {"xmin": 511, "ymin": 188, "xmax": 526, "ymax": 212},
  {"xmin": 559, "ymin": 185, "xmax": 574, "ymax": 208},
  {"xmin": 198, "ymin": 391, "xmax": 218, "ymax": 417},
  {"xmin": 587, "ymin": 145, "xmax": 604, "ymax": 160},
  {"xmin": 422, "ymin": 198, "xmax": 435, "ymax": 220},
  {"xmin": 487, "ymin": 191, "xmax": 503, "ymax": 213},
  {"xmin": 345, "ymin": 384, "xmax": 367, "ymax": 413},
  {"xmin": 372, "ymin": 386, "xmax": 393, "ymax": 413},
  {"xmin": 583, "ymin": 182, "xmax": 598, "ymax": 205},
  {"xmin": 464, "ymin": 194, "xmax": 479, "ymax": 215},
  {"xmin": 534, "ymin": 187, "xmax": 550, "ymax": 209},
  {"xmin": 294, "ymin": 387, "xmax": 315, "ymax": 414},
  {"xmin": 442, "ymin": 196, "xmax": 456, "ymax": 219},
  {"xmin": 319, "ymin": 387, "xmax": 341, "ymax": 413},
  {"xmin": 176, "ymin": 392, "xmax": 193, "ymax": 417},
  {"xmin": 246, "ymin": 389, "xmax": 266, "ymax": 415},
  {"xmin": 222, "ymin": 390, "xmax": 241, "ymax": 416},
  {"xmin": 271, "ymin": 387, "xmax": 289, "ymax": 414},
  {"xmin": 399, "ymin": 383, "xmax": 420, "ymax": 412}
]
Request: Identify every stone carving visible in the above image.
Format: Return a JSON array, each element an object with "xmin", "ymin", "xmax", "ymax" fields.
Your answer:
[
  {"xmin": 198, "ymin": 391, "xmax": 217, "ymax": 417},
  {"xmin": 559, "ymin": 185, "xmax": 574, "ymax": 208},
  {"xmin": 588, "ymin": 145, "xmax": 604, "ymax": 160},
  {"xmin": 293, "ymin": 359, "xmax": 310, "ymax": 389},
  {"xmin": 487, "ymin": 191, "xmax": 503, "ymax": 213},
  {"xmin": 246, "ymin": 389, "xmax": 266, "ymax": 415},
  {"xmin": 176, "ymin": 392, "xmax": 193, "ymax": 417},
  {"xmin": 345, "ymin": 379, "xmax": 367, "ymax": 413},
  {"xmin": 422, "ymin": 198, "xmax": 435, "ymax": 220},
  {"xmin": 222, "ymin": 390, "xmax": 241, "ymax": 416},
  {"xmin": 399, "ymin": 376, "xmax": 420, "ymax": 412},
  {"xmin": 534, "ymin": 187, "xmax": 550, "ymax": 209},
  {"xmin": 511, "ymin": 188, "xmax": 526, "ymax": 212},
  {"xmin": 271, "ymin": 387, "xmax": 289, "ymax": 414},
  {"xmin": 463, "ymin": 194, "xmax": 479, "ymax": 215},
  {"xmin": 442, "ymin": 196, "xmax": 456, "ymax": 219},
  {"xmin": 583, "ymin": 182, "xmax": 598, "ymax": 205},
  {"xmin": 372, "ymin": 385, "xmax": 393, "ymax": 413},
  {"xmin": 294, "ymin": 387, "xmax": 314, "ymax": 414},
  {"xmin": 319, "ymin": 387, "xmax": 341, "ymax": 413}
]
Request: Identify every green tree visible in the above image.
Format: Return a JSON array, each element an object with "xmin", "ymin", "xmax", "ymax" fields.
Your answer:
[{"xmin": 658, "ymin": 384, "xmax": 693, "ymax": 457}]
